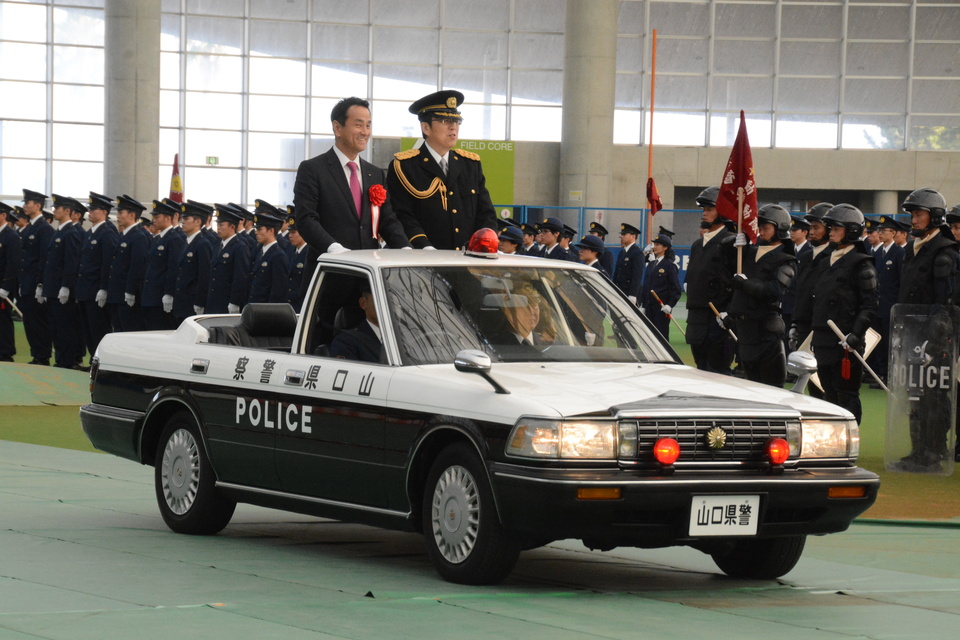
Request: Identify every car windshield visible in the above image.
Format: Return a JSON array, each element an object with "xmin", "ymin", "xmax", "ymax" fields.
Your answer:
[{"xmin": 381, "ymin": 265, "xmax": 677, "ymax": 366}]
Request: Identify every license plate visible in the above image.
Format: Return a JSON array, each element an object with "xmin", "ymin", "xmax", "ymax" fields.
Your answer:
[{"xmin": 689, "ymin": 495, "xmax": 760, "ymax": 536}]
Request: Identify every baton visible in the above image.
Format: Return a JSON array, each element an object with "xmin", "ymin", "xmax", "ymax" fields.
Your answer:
[
  {"xmin": 708, "ymin": 301, "xmax": 738, "ymax": 342},
  {"xmin": 826, "ymin": 319, "xmax": 888, "ymax": 392},
  {"xmin": 1, "ymin": 295, "xmax": 22, "ymax": 319},
  {"xmin": 651, "ymin": 290, "xmax": 685, "ymax": 337}
]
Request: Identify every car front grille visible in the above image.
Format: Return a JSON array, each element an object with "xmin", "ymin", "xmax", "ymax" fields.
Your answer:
[{"xmin": 623, "ymin": 417, "xmax": 790, "ymax": 466}]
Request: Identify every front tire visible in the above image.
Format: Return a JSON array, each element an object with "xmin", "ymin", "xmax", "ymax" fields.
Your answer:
[
  {"xmin": 154, "ymin": 413, "xmax": 235, "ymax": 535},
  {"xmin": 711, "ymin": 535, "xmax": 807, "ymax": 579},
  {"xmin": 422, "ymin": 442, "xmax": 520, "ymax": 585}
]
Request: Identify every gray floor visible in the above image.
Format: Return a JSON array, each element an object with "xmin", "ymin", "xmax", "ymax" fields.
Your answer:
[{"xmin": 1, "ymin": 440, "xmax": 957, "ymax": 640}]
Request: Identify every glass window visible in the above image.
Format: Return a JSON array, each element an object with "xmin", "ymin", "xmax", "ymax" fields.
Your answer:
[
  {"xmin": 52, "ymin": 160, "xmax": 103, "ymax": 194},
  {"xmin": 249, "ymin": 57, "xmax": 307, "ymax": 95},
  {"xmin": 185, "ymin": 54, "xmax": 242, "ymax": 92},
  {"xmin": 372, "ymin": 27, "xmax": 438, "ymax": 65},
  {"xmin": 510, "ymin": 106, "xmax": 562, "ymax": 142},
  {"xmin": 52, "ymin": 123, "xmax": 103, "ymax": 161},
  {"xmin": 911, "ymin": 80, "xmax": 960, "ymax": 115},
  {"xmin": 777, "ymin": 77, "xmax": 840, "ymax": 113},
  {"xmin": 184, "ymin": 129, "xmax": 242, "ymax": 166},
  {"xmin": 0, "ymin": 42, "xmax": 46, "ymax": 81},
  {"xmin": 248, "ymin": 95, "xmax": 306, "ymax": 133},
  {"xmin": 649, "ymin": 1, "xmax": 709, "ymax": 38},
  {"xmin": 186, "ymin": 0, "xmax": 243, "ymax": 18},
  {"xmin": 53, "ymin": 45, "xmax": 104, "ymax": 85},
  {"xmin": 613, "ymin": 108, "xmax": 642, "ymax": 145},
  {"xmin": 1, "ymin": 158, "xmax": 46, "ymax": 194},
  {"xmin": 160, "ymin": 13, "xmax": 180, "ymax": 51},
  {"xmin": 780, "ymin": 4, "xmax": 842, "ymax": 39},
  {"xmin": 185, "ymin": 16, "xmax": 243, "ymax": 54},
  {"xmin": 312, "ymin": 62, "xmax": 369, "ymax": 98},
  {"xmin": 372, "ymin": 0, "xmax": 439, "ymax": 28},
  {"xmin": 249, "ymin": 20, "xmax": 307, "ymax": 58},
  {"xmin": 160, "ymin": 52, "xmax": 181, "ymax": 90},
  {"xmin": 715, "ymin": 2, "xmax": 776, "ymax": 37},
  {"xmin": 52, "ymin": 7, "xmax": 104, "ymax": 47},
  {"xmin": 775, "ymin": 115, "xmax": 838, "ymax": 150},
  {"xmin": 914, "ymin": 44, "xmax": 960, "ymax": 79},
  {"xmin": 617, "ymin": 37, "xmax": 643, "ymax": 74},
  {"xmin": 180, "ymin": 166, "xmax": 241, "ymax": 203},
  {"xmin": 53, "ymin": 84, "xmax": 104, "ymax": 123},
  {"xmin": 511, "ymin": 70, "xmax": 563, "ymax": 105},
  {"xmin": 712, "ymin": 76, "xmax": 773, "ymax": 111},
  {"xmin": 847, "ymin": 6, "xmax": 910, "ymax": 40},
  {"xmin": 617, "ymin": 0, "xmax": 645, "ymax": 36},
  {"xmin": 159, "ymin": 89, "xmax": 181, "ymax": 127},
  {"xmin": 656, "ymin": 75, "xmax": 707, "ymax": 110},
  {"xmin": 616, "ymin": 73, "xmax": 642, "ymax": 109},
  {"xmin": 512, "ymin": 32, "xmax": 564, "ymax": 70},
  {"xmin": 844, "ymin": 78, "xmax": 907, "ymax": 114},
  {"xmin": 0, "ymin": 120, "xmax": 46, "ymax": 158},
  {"xmin": 311, "ymin": 24, "xmax": 369, "ymax": 62},
  {"xmin": 446, "ymin": 0, "xmax": 510, "ymax": 30},
  {"xmin": 312, "ymin": 0, "xmax": 370, "ymax": 25},
  {"xmin": 909, "ymin": 116, "xmax": 960, "ymax": 151},
  {"xmin": 247, "ymin": 169, "xmax": 297, "ymax": 206},
  {"xmin": 915, "ymin": 5, "xmax": 960, "ymax": 42},
  {"xmin": 841, "ymin": 115, "xmax": 905, "ymax": 150},
  {"xmin": 457, "ymin": 103, "xmax": 507, "ymax": 141},
  {"xmin": 710, "ymin": 112, "xmax": 770, "ymax": 148},
  {"xmin": 714, "ymin": 39, "xmax": 774, "ymax": 75},
  {"xmin": 514, "ymin": 0, "xmax": 565, "ymax": 33},
  {"xmin": 365, "ymin": 99, "xmax": 421, "ymax": 138},
  {"xmin": 309, "ymin": 97, "xmax": 339, "ymax": 135},
  {"xmin": 1, "ymin": 2, "xmax": 47, "ymax": 42},
  {"xmin": 655, "ymin": 38, "xmax": 709, "ymax": 74},
  {"xmin": 444, "ymin": 68, "xmax": 507, "ymax": 104},
  {"xmin": 249, "ymin": 132, "xmax": 306, "ymax": 169},
  {"xmin": 185, "ymin": 91, "xmax": 242, "ymax": 129},
  {"xmin": 159, "ymin": 127, "xmax": 180, "ymax": 163},
  {"xmin": 250, "ymin": 0, "xmax": 307, "ymax": 21},
  {"xmin": 846, "ymin": 42, "xmax": 908, "ymax": 78},
  {"xmin": 443, "ymin": 30, "xmax": 508, "ymax": 69},
  {"xmin": 652, "ymin": 111, "xmax": 705, "ymax": 146},
  {"xmin": 779, "ymin": 41, "xmax": 841, "ymax": 76},
  {"xmin": 372, "ymin": 64, "xmax": 436, "ymax": 101}
]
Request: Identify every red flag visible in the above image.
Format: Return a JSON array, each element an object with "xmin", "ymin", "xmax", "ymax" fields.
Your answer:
[
  {"xmin": 716, "ymin": 110, "xmax": 758, "ymax": 243},
  {"xmin": 646, "ymin": 177, "xmax": 662, "ymax": 215},
  {"xmin": 169, "ymin": 153, "xmax": 184, "ymax": 203}
]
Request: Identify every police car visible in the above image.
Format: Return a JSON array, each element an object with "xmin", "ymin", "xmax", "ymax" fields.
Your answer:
[{"xmin": 80, "ymin": 229, "xmax": 879, "ymax": 585}]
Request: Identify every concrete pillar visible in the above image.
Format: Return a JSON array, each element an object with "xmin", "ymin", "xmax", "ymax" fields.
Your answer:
[
  {"xmin": 104, "ymin": 0, "xmax": 161, "ymax": 202},
  {"xmin": 873, "ymin": 190, "xmax": 900, "ymax": 216},
  {"xmin": 559, "ymin": 0, "xmax": 617, "ymax": 211}
]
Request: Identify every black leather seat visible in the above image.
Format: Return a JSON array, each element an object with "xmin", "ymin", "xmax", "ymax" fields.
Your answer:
[{"xmin": 207, "ymin": 303, "xmax": 298, "ymax": 349}]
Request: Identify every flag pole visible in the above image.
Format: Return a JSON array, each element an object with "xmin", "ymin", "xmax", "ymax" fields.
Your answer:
[
  {"xmin": 646, "ymin": 28, "xmax": 657, "ymax": 240},
  {"xmin": 736, "ymin": 187, "xmax": 744, "ymax": 274}
]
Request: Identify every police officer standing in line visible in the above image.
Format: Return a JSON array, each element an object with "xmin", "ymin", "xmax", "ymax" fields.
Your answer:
[
  {"xmin": 520, "ymin": 223, "xmax": 538, "ymax": 256},
  {"xmin": 789, "ymin": 203, "xmax": 834, "ymax": 355},
  {"xmin": 172, "ymin": 201, "xmax": 214, "ymax": 323},
  {"xmin": 613, "ymin": 223, "xmax": 645, "ymax": 305},
  {"xmin": 892, "ymin": 188, "xmax": 960, "ymax": 470},
  {"xmin": 247, "ymin": 201, "xmax": 290, "ymax": 304},
  {"xmin": 141, "ymin": 199, "xmax": 185, "ymax": 330},
  {"xmin": 685, "ymin": 186, "xmax": 737, "ymax": 374},
  {"xmin": 206, "ymin": 205, "xmax": 250, "ymax": 315},
  {"xmin": 42, "ymin": 195, "xmax": 85, "ymax": 368},
  {"xmin": 807, "ymin": 205, "xmax": 878, "ymax": 424},
  {"xmin": 18, "ymin": 189, "xmax": 54, "ymax": 365},
  {"xmin": 780, "ymin": 216, "xmax": 811, "ymax": 348},
  {"xmin": 497, "ymin": 225, "xmax": 524, "ymax": 255},
  {"xmin": 285, "ymin": 215, "xmax": 308, "ymax": 312},
  {"xmin": 867, "ymin": 215, "xmax": 905, "ymax": 385},
  {"xmin": 640, "ymin": 234, "xmax": 682, "ymax": 339},
  {"xmin": 534, "ymin": 217, "xmax": 571, "ymax": 260},
  {"xmin": 559, "ymin": 225, "xmax": 582, "ymax": 262},
  {"xmin": 0, "ymin": 202, "xmax": 22, "ymax": 362},
  {"xmin": 388, "ymin": 90, "xmax": 497, "ymax": 250},
  {"xmin": 108, "ymin": 195, "xmax": 150, "ymax": 332},
  {"xmin": 76, "ymin": 193, "xmax": 119, "ymax": 358},
  {"xmin": 572, "ymin": 234, "xmax": 610, "ymax": 276},
  {"xmin": 724, "ymin": 204, "xmax": 797, "ymax": 387},
  {"xmin": 588, "ymin": 221, "xmax": 615, "ymax": 275}
]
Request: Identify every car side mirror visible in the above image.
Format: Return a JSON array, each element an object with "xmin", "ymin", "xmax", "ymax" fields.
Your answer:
[
  {"xmin": 787, "ymin": 350, "xmax": 817, "ymax": 395},
  {"xmin": 455, "ymin": 349, "xmax": 510, "ymax": 394}
]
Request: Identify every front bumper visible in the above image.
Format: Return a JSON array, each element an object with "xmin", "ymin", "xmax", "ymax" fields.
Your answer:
[{"xmin": 490, "ymin": 462, "xmax": 880, "ymax": 547}]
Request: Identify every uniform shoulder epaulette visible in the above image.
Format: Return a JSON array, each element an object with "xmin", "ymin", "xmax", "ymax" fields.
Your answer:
[
  {"xmin": 454, "ymin": 148, "xmax": 481, "ymax": 161},
  {"xmin": 394, "ymin": 148, "xmax": 420, "ymax": 160}
]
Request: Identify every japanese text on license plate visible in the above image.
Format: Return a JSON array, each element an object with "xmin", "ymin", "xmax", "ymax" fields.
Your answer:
[{"xmin": 689, "ymin": 495, "xmax": 759, "ymax": 536}]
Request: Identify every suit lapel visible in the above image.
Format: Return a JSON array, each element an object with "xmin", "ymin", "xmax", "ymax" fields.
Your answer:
[{"xmin": 323, "ymin": 149, "xmax": 360, "ymax": 220}]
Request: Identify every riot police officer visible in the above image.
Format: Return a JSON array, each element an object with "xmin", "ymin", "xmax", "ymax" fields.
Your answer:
[{"xmin": 790, "ymin": 203, "xmax": 834, "ymax": 353}]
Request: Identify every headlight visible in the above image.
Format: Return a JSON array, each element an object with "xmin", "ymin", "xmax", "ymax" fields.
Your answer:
[
  {"xmin": 800, "ymin": 418, "xmax": 859, "ymax": 459},
  {"xmin": 506, "ymin": 418, "xmax": 617, "ymax": 459}
]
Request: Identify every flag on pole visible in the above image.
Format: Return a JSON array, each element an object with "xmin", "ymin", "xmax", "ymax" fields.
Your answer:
[
  {"xmin": 716, "ymin": 110, "xmax": 758, "ymax": 243},
  {"xmin": 646, "ymin": 177, "xmax": 662, "ymax": 215},
  {"xmin": 169, "ymin": 153, "xmax": 184, "ymax": 203}
]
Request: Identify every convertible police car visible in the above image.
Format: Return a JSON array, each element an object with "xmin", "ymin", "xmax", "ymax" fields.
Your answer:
[{"xmin": 80, "ymin": 229, "xmax": 879, "ymax": 584}]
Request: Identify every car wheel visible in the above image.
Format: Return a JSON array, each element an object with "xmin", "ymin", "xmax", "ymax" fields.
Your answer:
[
  {"xmin": 711, "ymin": 535, "xmax": 807, "ymax": 579},
  {"xmin": 154, "ymin": 412, "xmax": 236, "ymax": 535},
  {"xmin": 422, "ymin": 442, "xmax": 520, "ymax": 585}
]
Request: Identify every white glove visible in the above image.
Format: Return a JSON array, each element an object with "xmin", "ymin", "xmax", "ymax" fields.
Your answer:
[
  {"xmin": 193, "ymin": 305, "xmax": 204, "ymax": 315},
  {"xmin": 96, "ymin": 289, "xmax": 108, "ymax": 308},
  {"xmin": 0, "ymin": 288, "xmax": 8, "ymax": 299},
  {"xmin": 125, "ymin": 292, "xmax": 136, "ymax": 307},
  {"xmin": 734, "ymin": 273, "xmax": 748, "ymax": 281},
  {"xmin": 643, "ymin": 243, "xmax": 653, "ymax": 254},
  {"xmin": 661, "ymin": 304, "xmax": 672, "ymax": 315},
  {"xmin": 58, "ymin": 287, "xmax": 69, "ymax": 305},
  {"xmin": 734, "ymin": 233, "xmax": 748, "ymax": 247},
  {"xmin": 228, "ymin": 303, "xmax": 240, "ymax": 314},
  {"xmin": 162, "ymin": 294, "xmax": 174, "ymax": 314},
  {"xmin": 326, "ymin": 242, "xmax": 350, "ymax": 254},
  {"xmin": 423, "ymin": 245, "xmax": 437, "ymax": 250},
  {"xmin": 400, "ymin": 246, "xmax": 413, "ymax": 250},
  {"xmin": 788, "ymin": 326, "xmax": 799, "ymax": 351},
  {"xmin": 716, "ymin": 311, "xmax": 728, "ymax": 329},
  {"xmin": 36, "ymin": 285, "xmax": 45, "ymax": 304},
  {"xmin": 627, "ymin": 295, "xmax": 637, "ymax": 305}
]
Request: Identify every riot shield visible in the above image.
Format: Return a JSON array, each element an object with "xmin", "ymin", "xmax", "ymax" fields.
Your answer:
[{"xmin": 885, "ymin": 304, "xmax": 958, "ymax": 475}]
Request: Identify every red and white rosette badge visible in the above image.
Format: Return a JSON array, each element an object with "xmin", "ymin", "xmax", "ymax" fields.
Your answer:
[{"xmin": 368, "ymin": 184, "xmax": 386, "ymax": 239}]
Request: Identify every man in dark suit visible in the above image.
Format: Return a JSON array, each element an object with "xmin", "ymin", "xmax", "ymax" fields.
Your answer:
[
  {"xmin": 172, "ymin": 201, "xmax": 214, "ymax": 323},
  {"xmin": 141, "ymin": 200, "xmax": 185, "ymax": 330},
  {"xmin": 248, "ymin": 202, "xmax": 290, "ymax": 304},
  {"xmin": 42, "ymin": 195, "xmax": 85, "ymax": 368},
  {"xmin": 387, "ymin": 90, "xmax": 497, "ymax": 250},
  {"xmin": 330, "ymin": 284, "xmax": 383, "ymax": 363},
  {"xmin": 18, "ymin": 189, "xmax": 54, "ymax": 364},
  {"xmin": 0, "ymin": 202, "xmax": 22, "ymax": 361},
  {"xmin": 613, "ymin": 223, "xmax": 645, "ymax": 304},
  {"xmin": 107, "ymin": 195, "xmax": 151, "ymax": 332},
  {"xmin": 206, "ymin": 206, "xmax": 251, "ymax": 315},
  {"xmin": 294, "ymin": 97, "xmax": 410, "ymax": 284},
  {"xmin": 76, "ymin": 193, "xmax": 119, "ymax": 356}
]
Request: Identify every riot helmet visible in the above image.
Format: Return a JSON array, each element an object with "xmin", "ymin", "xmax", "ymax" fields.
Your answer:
[
  {"xmin": 804, "ymin": 202, "xmax": 834, "ymax": 246},
  {"xmin": 757, "ymin": 204, "xmax": 792, "ymax": 242},
  {"xmin": 902, "ymin": 188, "xmax": 947, "ymax": 237},
  {"xmin": 822, "ymin": 203, "xmax": 865, "ymax": 246},
  {"xmin": 947, "ymin": 204, "xmax": 960, "ymax": 225},
  {"xmin": 696, "ymin": 186, "xmax": 721, "ymax": 229}
]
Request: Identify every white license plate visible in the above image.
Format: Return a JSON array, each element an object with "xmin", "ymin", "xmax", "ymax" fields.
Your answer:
[{"xmin": 688, "ymin": 495, "xmax": 760, "ymax": 536}]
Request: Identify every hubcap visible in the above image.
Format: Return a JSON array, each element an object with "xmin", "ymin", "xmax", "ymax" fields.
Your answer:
[
  {"xmin": 430, "ymin": 464, "xmax": 480, "ymax": 564},
  {"xmin": 161, "ymin": 428, "xmax": 200, "ymax": 515}
]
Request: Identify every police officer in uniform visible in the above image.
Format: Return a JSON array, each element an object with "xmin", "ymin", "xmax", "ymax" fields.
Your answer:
[
  {"xmin": 18, "ymin": 189, "xmax": 54, "ymax": 364},
  {"xmin": 387, "ymin": 90, "xmax": 497, "ymax": 250},
  {"xmin": 724, "ymin": 204, "xmax": 797, "ymax": 387},
  {"xmin": 43, "ymin": 195, "xmax": 85, "ymax": 368},
  {"xmin": 286, "ymin": 215, "xmax": 308, "ymax": 312},
  {"xmin": 808, "ymin": 205, "xmax": 878, "ymax": 423},
  {"xmin": 685, "ymin": 186, "xmax": 737, "ymax": 373},
  {"xmin": 640, "ymin": 234, "xmax": 682, "ymax": 339},
  {"xmin": 247, "ymin": 201, "xmax": 290, "ymax": 304},
  {"xmin": 588, "ymin": 221, "xmax": 615, "ymax": 275},
  {"xmin": 0, "ymin": 202, "xmax": 22, "ymax": 361},
  {"xmin": 534, "ymin": 217, "xmax": 570, "ymax": 260},
  {"xmin": 780, "ymin": 216, "xmax": 812, "ymax": 349},
  {"xmin": 520, "ymin": 223, "xmax": 539, "ymax": 256},
  {"xmin": 172, "ymin": 200, "xmax": 214, "ymax": 323},
  {"xmin": 572, "ymin": 234, "xmax": 610, "ymax": 276},
  {"xmin": 76, "ymin": 193, "xmax": 119, "ymax": 357},
  {"xmin": 613, "ymin": 222, "xmax": 645, "ymax": 304},
  {"xmin": 141, "ymin": 199, "xmax": 185, "ymax": 330},
  {"xmin": 789, "ymin": 203, "xmax": 834, "ymax": 357},
  {"xmin": 498, "ymin": 225, "xmax": 524, "ymax": 255},
  {"xmin": 107, "ymin": 195, "xmax": 150, "ymax": 332},
  {"xmin": 868, "ymin": 215, "xmax": 905, "ymax": 385},
  {"xmin": 559, "ymin": 225, "xmax": 582, "ymax": 262},
  {"xmin": 206, "ymin": 205, "xmax": 251, "ymax": 315}
]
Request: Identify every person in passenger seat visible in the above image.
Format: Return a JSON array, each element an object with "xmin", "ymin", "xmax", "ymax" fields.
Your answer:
[{"xmin": 329, "ymin": 285, "xmax": 382, "ymax": 362}]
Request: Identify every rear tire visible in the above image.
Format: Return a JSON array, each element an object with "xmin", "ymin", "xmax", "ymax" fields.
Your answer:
[
  {"xmin": 711, "ymin": 535, "xmax": 806, "ymax": 579},
  {"xmin": 154, "ymin": 412, "xmax": 235, "ymax": 535},
  {"xmin": 422, "ymin": 442, "xmax": 520, "ymax": 585}
]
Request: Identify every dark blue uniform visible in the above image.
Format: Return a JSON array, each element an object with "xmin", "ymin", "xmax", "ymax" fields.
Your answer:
[
  {"xmin": 18, "ymin": 216, "xmax": 54, "ymax": 363},
  {"xmin": 869, "ymin": 241, "xmax": 904, "ymax": 380},
  {"xmin": 142, "ymin": 228, "xmax": 186, "ymax": 330},
  {"xmin": 206, "ymin": 235, "xmax": 251, "ymax": 314},
  {"xmin": 613, "ymin": 243, "xmax": 645, "ymax": 301},
  {"xmin": 538, "ymin": 244, "xmax": 573, "ymax": 261},
  {"xmin": 248, "ymin": 242, "xmax": 290, "ymax": 304},
  {"xmin": 598, "ymin": 248, "xmax": 615, "ymax": 276},
  {"xmin": 286, "ymin": 245, "xmax": 308, "ymax": 312},
  {"xmin": 76, "ymin": 221, "xmax": 119, "ymax": 355},
  {"xmin": 42, "ymin": 221, "xmax": 83, "ymax": 367},
  {"xmin": 173, "ymin": 233, "xmax": 214, "ymax": 323},
  {"xmin": 0, "ymin": 222, "xmax": 22, "ymax": 360},
  {"xmin": 640, "ymin": 257, "xmax": 682, "ymax": 339},
  {"xmin": 107, "ymin": 225, "xmax": 150, "ymax": 331}
]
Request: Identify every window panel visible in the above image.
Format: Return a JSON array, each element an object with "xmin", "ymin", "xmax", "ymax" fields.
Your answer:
[
  {"xmin": 372, "ymin": 64, "xmax": 436, "ymax": 101},
  {"xmin": 841, "ymin": 115, "xmax": 905, "ymax": 150},
  {"xmin": 457, "ymin": 103, "xmax": 507, "ymax": 141},
  {"xmin": 1, "ymin": 2, "xmax": 47, "ymax": 42},
  {"xmin": 0, "ymin": 82, "xmax": 46, "ymax": 120},
  {"xmin": 160, "ymin": 89, "xmax": 181, "ymax": 127},
  {"xmin": 312, "ymin": 24, "xmax": 369, "ymax": 62},
  {"xmin": 715, "ymin": 2, "xmax": 776, "ymax": 38},
  {"xmin": 0, "ymin": 120, "xmax": 46, "ymax": 159},
  {"xmin": 249, "ymin": 58, "xmax": 307, "ymax": 95},
  {"xmin": 179, "ymin": 166, "xmax": 241, "ymax": 203},
  {"xmin": 0, "ymin": 42, "xmax": 46, "ymax": 81},
  {"xmin": 915, "ymin": 6, "xmax": 960, "ymax": 41},
  {"xmin": 712, "ymin": 76, "xmax": 773, "ymax": 111},
  {"xmin": 617, "ymin": 0, "xmax": 645, "ymax": 36},
  {"xmin": 847, "ymin": 6, "xmax": 910, "ymax": 40},
  {"xmin": 444, "ymin": 68, "xmax": 507, "ymax": 104},
  {"xmin": 442, "ymin": 31, "xmax": 508, "ymax": 67},
  {"xmin": 249, "ymin": 20, "xmax": 307, "ymax": 58},
  {"xmin": 648, "ymin": 111, "xmax": 703, "ymax": 145},
  {"xmin": 657, "ymin": 75, "xmax": 707, "ymax": 110},
  {"xmin": 310, "ymin": 97, "xmax": 339, "ymax": 134},
  {"xmin": 510, "ymin": 105, "xmax": 562, "ymax": 142},
  {"xmin": 184, "ymin": 129, "xmax": 242, "ymax": 166},
  {"xmin": 185, "ymin": 54, "xmax": 242, "ymax": 92},
  {"xmin": 616, "ymin": 72, "xmax": 642, "ymax": 108},
  {"xmin": 710, "ymin": 112, "xmax": 770, "ymax": 147},
  {"xmin": 312, "ymin": 0, "xmax": 370, "ymax": 25},
  {"xmin": 844, "ymin": 78, "xmax": 907, "ymax": 113},
  {"xmin": 650, "ymin": 1, "xmax": 709, "ymax": 38},
  {"xmin": 308, "ymin": 136, "xmax": 335, "ymax": 157},
  {"xmin": 512, "ymin": 32, "xmax": 564, "ymax": 70},
  {"xmin": 714, "ymin": 39, "xmax": 775, "ymax": 75},
  {"xmin": 247, "ymin": 169, "xmax": 297, "ymax": 206},
  {"xmin": 185, "ymin": 91, "xmax": 242, "ymax": 129},
  {"xmin": 846, "ymin": 42, "xmax": 908, "ymax": 77},
  {"xmin": 511, "ymin": 70, "xmax": 563, "ymax": 105},
  {"xmin": 373, "ymin": 27, "xmax": 438, "ymax": 64},
  {"xmin": 52, "ymin": 123, "xmax": 103, "ymax": 161},
  {"xmin": 54, "ymin": 0, "xmax": 105, "ymax": 7},
  {"xmin": 53, "ymin": 84, "xmax": 104, "ymax": 123},
  {"xmin": 52, "ymin": 7, "xmax": 104, "ymax": 46},
  {"xmin": 617, "ymin": 37, "xmax": 643, "ymax": 73},
  {"xmin": 312, "ymin": 62, "xmax": 369, "ymax": 98},
  {"xmin": 161, "ymin": 0, "xmax": 180, "ymax": 11},
  {"xmin": 779, "ymin": 41, "xmax": 841, "ymax": 76},
  {"xmin": 780, "ymin": 4, "xmax": 842, "ymax": 39},
  {"xmin": 369, "ymin": 99, "xmax": 423, "ymax": 138},
  {"xmin": 52, "ymin": 160, "xmax": 103, "ymax": 194},
  {"xmin": 445, "ymin": 0, "xmax": 510, "ymax": 31},
  {"xmin": 1, "ymin": 159, "xmax": 46, "ymax": 195},
  {"xmin": 911, "ymin": 79, "xmax": 960, "ymax": 114},
  {"xmin": 53, "ymin": 45, "xmax": 105, "ymax": 85},
  {"xmin": 656, "ymin": 38, "xmax": 708, "ymax": 74},
  {"xmin": 186, "ymin": 0, "xmax": 242, "ymax": 18},
  {"xmin": 373, "ymin": 0, "xmax": 439, "ymax": 28},
  {"xmin": 914, "ymin": 44, "xmax": 960, "ymax": 79},
  {"xmin": 909, "ymin": 116, "xmax": 960, "ymax": 151},
  {"xmin": 775, "ymin": 115, "xmax": 838, "ymax": 149},
  {"xmin": 161, "ymin": 13, "xmax": 180, "ymax": 52},
  {"xmin": 613, "ymin": 108, "xmax": 642, "ymax": 145},
  {"xmin": 514, "ymin": 0, "xmax": 565, "ymax": 33},
  {"xmin": 248, "ymin": 133, "xmax": 305, "ymax": 169},
  {"xmin": 248, "ymin": 95, "xmax": 306, "ymax": 133},
  {"xmin": 160, "ymin": 52, "xmax": 180, "ymax": 90},
  {"xmin": 186, "ymin": 16, "xmax": 243, "ymax": 54},
  {"xmin": 159, "ymin": 127, "xmax": 180, "ymax": 164},
  {"xmin": 250, "ymin": 0, "xmax": 307, "ymax": 20},
  {"xmin": 777, "ymin": 77, "xmax": 839, "ymax": 113}
]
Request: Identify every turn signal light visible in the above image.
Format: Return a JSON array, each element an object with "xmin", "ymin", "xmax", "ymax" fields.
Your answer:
[
  {"xmin": 465, "ymin": 227, "xmax": 500, "ymax": 257},
  {"xmin": 653, "ymin": 438, "xmax": 680, "ymax": 465},
  {"xmin": 577, "ymin": 487, "xmax": 622, "ymax": 500},
  {"xmin": 828, "ymin": 486, "xmax": 867, "ymax": 499},
  {"xmin": 766, "ymin": 437, "xmax": 791, "ymax": 465}
]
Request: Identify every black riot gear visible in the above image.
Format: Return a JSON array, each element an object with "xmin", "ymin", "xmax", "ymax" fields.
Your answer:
[
  {"xmin": 696, "ymin": 186, "xmax": 719, "ymax": 208},
  {"xmin": 822, "ymin": 203, "xmax": 865, "ymax": 246},
  {"xmin": 902, "ymin": 188, "xmax": 947, "ymax": 236},
  {"xmin": 803, "ymin": 202, "xmax": 833, "ymax": 224},
  {"xmin": 757, "ymin": 204, "xmax": 791, "ymax": 241}
]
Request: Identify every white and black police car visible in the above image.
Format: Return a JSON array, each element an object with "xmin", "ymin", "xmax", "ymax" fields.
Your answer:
[{"xmin": 80, "ymin": 229, "xmax": 879, "ymax": 585}]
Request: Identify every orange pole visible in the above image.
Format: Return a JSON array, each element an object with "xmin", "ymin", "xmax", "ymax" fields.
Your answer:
[{"xmin": 646, "ymin": 29, "xmax": 657, "ymax": 240}]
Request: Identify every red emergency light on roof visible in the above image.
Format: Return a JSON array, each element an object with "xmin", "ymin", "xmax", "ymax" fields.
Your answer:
[{"xmin": 465, "ymin": 227, "xmax": 500, "ymax": 258}]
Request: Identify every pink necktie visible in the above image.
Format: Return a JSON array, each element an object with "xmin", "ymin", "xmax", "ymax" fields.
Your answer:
[{"xmin": 347, "ymin": 161, "xmax": 362, "ymax": 219}]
